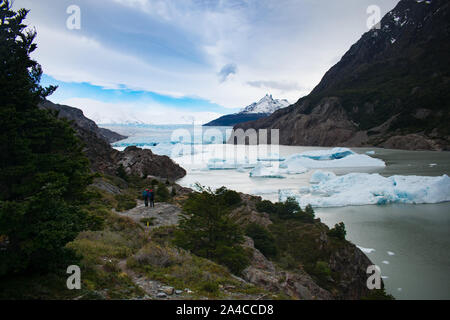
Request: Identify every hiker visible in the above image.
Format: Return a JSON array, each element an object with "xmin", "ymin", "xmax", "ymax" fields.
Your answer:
[
  {"xmin": 149, "ymin": 189, "xmax": 155, "ymax": 208},
  {"xmin": 143, "ymin": 189, "xmax": 150, "ymax": 207}
]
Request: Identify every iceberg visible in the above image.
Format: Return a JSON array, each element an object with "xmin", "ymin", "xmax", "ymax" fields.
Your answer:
[
  {"xmin": 310, "ymin": 170, "xmax": 336, "ymax": 184},
  {"xmin": 280, "ymin": 172, "xmax": 450, "ymax": 208},
  {"xmin": 257, "ymin": 152, "xmax": 286, "ymax": 162},
  {"xmin": 207, "ymin": 157, "xmax": 257, "ymax": 170},
  {"xmin": 250, "ymin": 164, "xmax": 286, "ymax": 178},
  {"xmin": 297, "ymin": 147, "xmax": 355, "ymax": 160},
  {"xmin": 279, "ymin": 148, "xmax": 385, "ymax": 170},
  {"xmin": 357, "ymin": 246, "xmax": 376, "ymax": 254}
]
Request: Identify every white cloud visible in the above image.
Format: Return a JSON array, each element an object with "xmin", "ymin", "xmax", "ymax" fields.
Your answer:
[
  {"xmin": 61, "ymin": 97, "xmax": 223, "ymax": 125},
  {"xmin": 18, "ymin": 0, "xmax": 400, "ymax": 110}
]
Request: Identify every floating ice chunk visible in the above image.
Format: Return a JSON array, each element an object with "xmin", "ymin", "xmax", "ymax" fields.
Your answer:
[
  {"xmin": 280, "ymin": 148, "xmax": 385, "ymax": 170},
  {"xmin": 357, "ymin": 246, "xmax": 376, "ymax": 254},
  {"xmin": 429, "ymin": 163, "xmax": 437, "ymax": 167},
  {"xmin": 310, "ymin": 170, "xmax": 337, "ymax": 184},
  {"xmin": 397, "ymin": 288, "xmax": 402, "ymax": 292},
  {"xmin": 293, "ymin": 147, "xmax": 355, "ymax": 161},
  {"xmin": 290, "ymin": 173, "xmax": 450, "ymax": 208},
  {"xmin": 207, "ymin": 157, "xmax": 257, "ymax": 170},
  {"xmin": 257, "ymin": 153, "xmax": 285, "ymax": 162},
  {"xmin": 387, "ymin": 251, "xmax": 396, "ymax": 256},
  {"xmin": 366, "ymin": 151, "xmax": 375, "ymax": 155},
  {"xmin": 382, "ymin": 276, "xmax": 389, "ymax": 279},
  {"xmin": 250, "ymin": 164, "xmax": 285, "ymax": 179},
  {"xmin": 382, "ymin": 261, "xmax": 390, "ymax": 265}
]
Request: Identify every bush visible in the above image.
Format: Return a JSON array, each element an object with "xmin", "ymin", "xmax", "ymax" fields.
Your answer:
[
  {"xmin": 216, "ymin": 187, "xmax": 242, "ymax": 207},
  {"xmin": 245, "ymin": 224, "xmax": 277, "ymax": 259},
  {"xmin": 116, "ymin": 164, "xmax": 129, "ymax": 182},
  {"xmin": 256, "ymin": 200, "xmax": 277, "ymax": 214},
  {"xmin": 132, "ymin": 243, "xmax": 184, "ymax": 268},
  {"xmin": 156, "ymin": 183, "xmax": 170, "ymax": 202},
  {"xmin": 328, "ymin": 222, "xmax": 346, "ymax": 240},
  {"xmin": 214, "ymin": 245, "xmax": 250, "ymax": 275},
  {"xmin": 200, "ymin": 281, "xmax": 219, "ymax": 294},
  {"xmin": 114, "ymin": 194, "xmax": 137, "ymax": 212},
  {"xmin": 256, "ymin": 198, "xmax": 314, "ymax": 222},
  {"xmin": 174, "ymin": 186, "xmax": 249, "ymax": 275},
  {"xmin": 313, "ymin": 261, "xmax": 331, "ymax": 277}
]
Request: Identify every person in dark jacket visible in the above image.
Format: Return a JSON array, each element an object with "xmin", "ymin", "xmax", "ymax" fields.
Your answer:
[
  {"xmin": 143, "ymin": 189, "xmax": 150, "ymax": 207},
  {"xmin": 149, "ymin": 189, "xmax": 155, "ymax": 208}
]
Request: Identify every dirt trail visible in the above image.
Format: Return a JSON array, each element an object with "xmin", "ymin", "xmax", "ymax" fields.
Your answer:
[
  {"xmin": 115, "ymin": 201, "xmax": 189, "ymax": 300},
  {"xmin": 116, "ymin": 200, "xmax": 183, "ymax": 229}
]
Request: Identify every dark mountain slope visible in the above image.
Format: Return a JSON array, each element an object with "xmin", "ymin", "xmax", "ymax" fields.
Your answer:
[
  {"xmin": 234, "ymin": 0, "xmax": 450, "ymax": 150},
  {"xmin": 204, "ymin": 113, "xmax": 270, "ymax": 127},
  {"xmin": 39, "ymin": 100, "xmax": 126, "ymax": 143},
  {"xmin": 40, "ymin": 100, "xmax": 186, "ymax": 180}
]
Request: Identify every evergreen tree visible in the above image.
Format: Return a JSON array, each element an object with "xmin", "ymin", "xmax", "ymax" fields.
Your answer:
[
  {"xmin": 174, "ymin": 186, "xmax": 249, "ymax": 274},
  {"xmin": 0, "ymin": 1, "xmax": 92, "ymax": 276}
]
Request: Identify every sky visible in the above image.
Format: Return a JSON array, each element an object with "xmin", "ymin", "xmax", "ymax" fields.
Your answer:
[{"xmin": 14, "ymin": 0, "xmax": 399, "ymax": 124}]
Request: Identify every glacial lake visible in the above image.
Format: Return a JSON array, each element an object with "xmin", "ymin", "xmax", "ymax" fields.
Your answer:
[{"xmin": 105, "ymin": 124, "xmax": 450, "ymax": 300}]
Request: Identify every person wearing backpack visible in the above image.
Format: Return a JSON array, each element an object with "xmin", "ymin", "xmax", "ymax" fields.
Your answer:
[
  {"xmin": 149, "ymin": 189, "xmax": 155, "ymax": 208},
  {"xmin": 143, "ymin": 189, "xmax": 150, "ymax": 207}
]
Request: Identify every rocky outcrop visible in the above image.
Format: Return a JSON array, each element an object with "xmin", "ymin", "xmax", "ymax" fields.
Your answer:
[
  {"xmin": 242, "ymin": 237, "xmax": 333, "ymax": 300},
  {"xmin": 39, "ymin": 100, "xmax": 126, "ymax": 143},
  {"xmin": 113, "ymin": 146, "xmax": 186, "ymax": 181},
  {"xmin": 234, "ymin": 0, "xmax": 450, "ymax": 151},
  {"xmin": 41, "ymin": 101, "xmax": 186, "ymax": 181}
]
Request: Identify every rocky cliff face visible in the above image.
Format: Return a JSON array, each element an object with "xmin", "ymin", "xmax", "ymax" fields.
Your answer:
[
  {"xmin": 41, "ymin": 100, "xmax": 186, "ymax": 181},
  {"xmin": 234, "ymin": 0, "xmax": 450, "ymax": 150},
  {"xmin": 39, "ymin": 100, "xmax": 127, "ymax": 143},
  {"xmin": 232, "ymin": 194, "xmax": 380, "ymax": 300}
]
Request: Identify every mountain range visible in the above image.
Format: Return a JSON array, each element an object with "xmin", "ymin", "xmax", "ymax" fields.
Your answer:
[
  {"xmin": 233, "ymin": 0, "xmax": 450, "ymax": 151},
  {"xmin": 204, "ymin": 94, "xmax": 290, "ymax": 127}
]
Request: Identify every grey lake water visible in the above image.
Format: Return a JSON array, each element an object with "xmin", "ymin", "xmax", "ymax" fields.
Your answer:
[{"xmin": 104, "ymin": 124, "xmax": 450, "ymax": 300}]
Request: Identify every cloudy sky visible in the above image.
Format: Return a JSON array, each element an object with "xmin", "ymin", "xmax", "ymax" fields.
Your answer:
[{"xmin": 15, "ymin": 0, "xmax": 399, "ymax": 124}]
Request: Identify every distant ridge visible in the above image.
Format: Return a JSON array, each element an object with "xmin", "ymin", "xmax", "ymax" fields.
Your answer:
[
  {"xmin": 233, "ymin": 0, "xmax": 450, "ymax": 151},
  {"xmin": 204, "ymin": 94, "xmax": 290, "ymax": 127}
]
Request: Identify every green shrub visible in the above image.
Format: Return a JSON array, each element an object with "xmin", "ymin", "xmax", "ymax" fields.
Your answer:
[
  {"xmin": 256, "ymin": 200, "xmax": 277, "ymax": 214},
  {"xmin": 245, "ymin": 223, "xmax": 277, "ymax": 259},
  {"xmin": 216, "ymin": 187, "xmax": 242, "ymax": 207},
  {"xmin": 116, "ymin": 164, "xmax": 129, "ymax": 182},
  {"xmin": 256, "ymin": 198, "xmax": 314, "ymax": 222},
  {"xmin": 328, "ymin": 222, "xmax": 346, "ymax": 240},
  {"xmin": 114, "ymin": 194, "xmax": 137, "ymax": 212},
  {"xmin": 313, "ymin": 261, "xmax": 331, "ymax": 277},
  {"xmin": 156, "ymin": 183, "xmax": 170, "ymax": 202},
  {"xmin": 214, "ymin": 245, "xmax": 250, "ymax": 275},
  {"xmin": 200, "ymin": 281, "xmax": 220, "ymax": 294},
  {"xmin": 174, "ymin": 186, "xmax": 249, "ymax": 275}
]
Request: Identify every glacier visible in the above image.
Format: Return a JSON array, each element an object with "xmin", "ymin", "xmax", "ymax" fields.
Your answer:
[{"xmin": 279, "ymin": 171, "xmax": 450, "ymax": 208}]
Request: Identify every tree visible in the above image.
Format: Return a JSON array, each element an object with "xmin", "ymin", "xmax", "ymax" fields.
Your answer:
[
  {"xmin": 245, "ymin": 223, "xmax": 277, "ymax": 259},
  {"xmin": 0, "ymin": 1, "xmax": 92, "ymax": 276},
  {"xmin": 174, "ymin": 186, "xmax": 249, "ymax": 274},
  {"xmin": 328, "ymin": 222, "xmax": 347, "ymax": 240},
  {"xmin": 156, "ymin": 182, "xmax": 170, "ymax": 202}
]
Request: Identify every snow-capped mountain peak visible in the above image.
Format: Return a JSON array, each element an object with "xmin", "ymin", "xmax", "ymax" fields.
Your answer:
[{"xmin": 239, "ymin": 94, "xmax": 290, "ymax": 114}]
